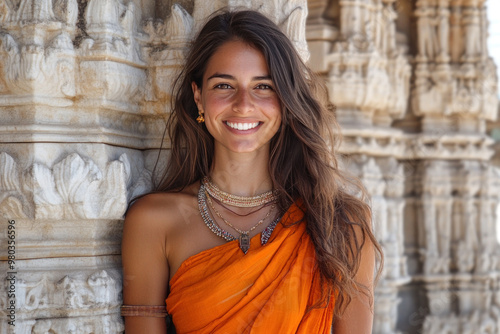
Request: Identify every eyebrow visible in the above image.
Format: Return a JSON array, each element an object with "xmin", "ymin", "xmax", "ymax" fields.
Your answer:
[{"xmin": 206, "ymin": 73, "xmax": 272, "ymax": 81}]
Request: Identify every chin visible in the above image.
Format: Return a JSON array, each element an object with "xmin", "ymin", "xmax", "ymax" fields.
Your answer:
[
  {"xmin": 231, "ymin": 147, "xmax": 258, "ymax": 154},
  {"xmin": 230, "ymin": 144, "xmax": 263, "ymax": 154}
]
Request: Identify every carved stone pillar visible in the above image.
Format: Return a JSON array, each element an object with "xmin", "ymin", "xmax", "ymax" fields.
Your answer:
[
  {"xmin": 412, "ymin": 0, "xmax": 497, "ymax": 134},
  {"xmin": 410, "ymin": 1, "xmax": 500, "ymax": 332},
  {"xmin": 0, "ymin": 0, "xmax": 151, "ymax": 332},
  {"xmin": 308, "ymin": 1, "xmax": 499, "ymax": 333},
  {"xmin": 326, "ymin": 0, "xmax": 410, "ymax": 126}
]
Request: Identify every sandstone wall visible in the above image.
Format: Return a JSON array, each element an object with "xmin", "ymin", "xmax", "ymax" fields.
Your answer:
[{"xmin": 307, "ymin": 0, "xmax": 500, "ymax": 333}]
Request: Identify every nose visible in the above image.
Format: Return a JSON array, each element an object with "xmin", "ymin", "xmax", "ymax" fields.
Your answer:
[{"xmin": 232, "ymin": 89, "xmax": 253, "ymax": 113}]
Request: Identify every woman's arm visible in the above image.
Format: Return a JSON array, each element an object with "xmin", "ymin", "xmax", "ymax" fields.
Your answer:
[
  {"xmin": 122, "ymin": 196, "xmax": 170, "ymax": 333},
  {"xmin": 332, "ymin": 225, "xmax": 376, "ymax": 334}
]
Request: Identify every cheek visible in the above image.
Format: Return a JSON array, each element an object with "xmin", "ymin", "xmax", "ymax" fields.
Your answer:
[
  {"xmin": 269, "ymin": 101, "xmax": 282, "ymax": 124},
  {"xmin": 260, "ymin": 96, "xmax": 281, "ymax": 115},
  {"xmin": 203, "ymin": 95, "xmax": 230, "ymax": 116}
]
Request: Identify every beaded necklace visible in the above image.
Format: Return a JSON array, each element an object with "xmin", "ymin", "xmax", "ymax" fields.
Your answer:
[
  {"xmin": 202, "ymin": 176, "xmax": 278, "ymax": 208},
  {"xmin": 206, "ymin": 191, "xmax": 271, "ymax": 234},
  {"xmin": 210, "ymin": 194, "xmax": 274, "ymax": 217},
  {"xmin": 198, "ymin": 184, "xmax": 280, "ymax": 254}
]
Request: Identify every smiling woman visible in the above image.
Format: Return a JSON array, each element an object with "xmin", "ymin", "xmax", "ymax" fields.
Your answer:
[
  {"xmin": 121, "ymin": 10, "xmax": 382, "ymax": 334},
  {"xmin": 192, "ymin": 40, "xmax": 282, "ymax": 155}
]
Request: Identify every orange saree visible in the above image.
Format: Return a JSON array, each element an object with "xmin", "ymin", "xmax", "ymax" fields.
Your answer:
[{"xmin": 166, "ymin": 203, "xmax": 335, "ymax": 333}]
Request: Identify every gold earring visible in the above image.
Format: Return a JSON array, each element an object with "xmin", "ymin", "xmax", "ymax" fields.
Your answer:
[{"xmin": 197, "ymin": 109, "xmax": 205, "ymax": 123}]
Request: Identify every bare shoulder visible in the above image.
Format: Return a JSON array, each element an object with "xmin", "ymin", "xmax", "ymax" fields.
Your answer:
[
  {"xmin": 124, "ymin": 183, "xmax": 200, "ymax": 234},
  {"xmin": 121, "ymin": 183, "xmax": 200, "ymax": 306},
  {"xmin": 121, "ymin": 188, "xmax": 199, "ymax": 333}
]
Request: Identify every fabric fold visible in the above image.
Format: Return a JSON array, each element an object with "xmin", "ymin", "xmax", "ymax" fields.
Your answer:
[{"xmin": 166, "ymin": 203, "xmax": 335, "ymax": 333}]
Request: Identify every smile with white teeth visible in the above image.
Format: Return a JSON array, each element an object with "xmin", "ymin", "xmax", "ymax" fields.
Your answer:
[{"xmin": 225, "ymin": 121, "xmax": 260, "ymax": 131}]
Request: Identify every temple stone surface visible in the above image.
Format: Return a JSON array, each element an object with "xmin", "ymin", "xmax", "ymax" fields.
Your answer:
[{"xmin": 0, "ymin": 0, "xmax": 498, "ymax": 333}]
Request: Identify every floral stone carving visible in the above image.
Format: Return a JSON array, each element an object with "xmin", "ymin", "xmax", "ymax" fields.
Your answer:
[{"xmin": 0, "ymin": 152, "xmax": 133, "ymax": 220}]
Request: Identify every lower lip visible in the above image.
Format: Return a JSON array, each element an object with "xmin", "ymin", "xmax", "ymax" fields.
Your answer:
[{"xmin": 224, "ymin": 122, "xmax": 261, "ymax": 134}]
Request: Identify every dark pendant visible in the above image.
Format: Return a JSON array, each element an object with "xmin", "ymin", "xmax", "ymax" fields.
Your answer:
[{"xmin": 239, "ymin": 233, "xmax": 250, "ymax": 254}]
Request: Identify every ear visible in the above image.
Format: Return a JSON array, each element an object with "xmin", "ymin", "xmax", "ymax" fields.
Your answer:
[{"xmin": 191, "ymin": 82, "xmax": 202, "ymax": 108}]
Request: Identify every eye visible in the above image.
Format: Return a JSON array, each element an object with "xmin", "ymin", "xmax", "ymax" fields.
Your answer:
[
  {"xmin": 214, "ymin": 83, "xmax": 232, "ymax": 89},
  {"xmin": 255, "ymin": 84, "xmax": 273, "ymax": 90}
]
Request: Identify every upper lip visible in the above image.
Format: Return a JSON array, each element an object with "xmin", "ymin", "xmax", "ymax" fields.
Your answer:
[{"xmin": 224, "ymin": 118, "xmax": 260, "ymax": 123}]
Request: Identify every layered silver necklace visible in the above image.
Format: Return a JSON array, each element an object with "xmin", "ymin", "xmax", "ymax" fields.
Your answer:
[{"xmin": 198, "ymin": 183, "xmax": 281, "ymax": 254}]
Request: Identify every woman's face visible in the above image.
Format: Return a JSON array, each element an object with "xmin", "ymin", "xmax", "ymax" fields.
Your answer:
[{"xmin": 192, "ymin": 40, "xmax": 282, "ymax": 155}]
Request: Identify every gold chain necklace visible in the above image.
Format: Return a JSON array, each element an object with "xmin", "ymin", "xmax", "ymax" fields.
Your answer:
[
  {"xmin": 205, "ymin": 190, "xmax": 275, "ymax": 254},
  {"xmin": 210, "ymin": 194, "xmax": 274, "ymax": 216},
  {"xmin": 202, "ymin": 176, "xmax": 278, "ymax": 208}
]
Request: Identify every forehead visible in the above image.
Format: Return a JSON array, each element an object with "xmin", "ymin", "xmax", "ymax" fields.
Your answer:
[{"xmin": 203, "ymin": 40, "xmax": 270, "ymax": 80}]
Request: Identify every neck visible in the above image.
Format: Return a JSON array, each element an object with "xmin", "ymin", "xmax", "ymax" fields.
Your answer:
[{"xmin": 209, "ymin": 149, "xmax": 272, "ymax": 197}]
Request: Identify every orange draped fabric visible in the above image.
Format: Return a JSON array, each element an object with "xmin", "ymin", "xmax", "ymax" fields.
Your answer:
[{"xmin": 166, "ymin": 203, "xmax": 335, "ymax": 333}]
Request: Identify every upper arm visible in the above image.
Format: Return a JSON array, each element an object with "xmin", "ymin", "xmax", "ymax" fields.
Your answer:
[
  {"xmin": 332, "ymin": 223, "xmax": 376, "ymax": 334},
  {"xmin": 122, "ymin": 196, "xmax": 170, "ymax": 333}
]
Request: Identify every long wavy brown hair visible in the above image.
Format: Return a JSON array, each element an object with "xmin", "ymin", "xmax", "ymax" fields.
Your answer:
[{"xmin": 153, "ymin": 10, "xmax": 383, "ymax": 317}]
